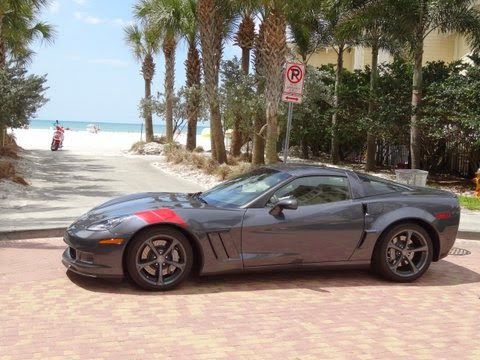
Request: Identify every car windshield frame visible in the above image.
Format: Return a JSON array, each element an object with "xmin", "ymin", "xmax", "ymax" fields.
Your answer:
[{"xmin": 201, "ymin": 168, "xmax": 292, "ymax": 208}]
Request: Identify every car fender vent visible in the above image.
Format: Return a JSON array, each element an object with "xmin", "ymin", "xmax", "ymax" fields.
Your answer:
[{"xmin": 207, "ymin": 232, "xmax": 240, "ymax": 261}]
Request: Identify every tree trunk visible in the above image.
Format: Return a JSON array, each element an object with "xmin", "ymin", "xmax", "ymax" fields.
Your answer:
[
  {"xmin": 410, "ymin": 42, "xmax": 424, "ymax": 169},
  {"xmin": 265, "ymin": 107, "xmax": 278, "ymax": 164},
  {"xmin": 185, "ymin": 43, "xmax": 201, "ymax": 151},
  {"xmin": 210, "ymin": 101, "xmax": 226, "ymax": 163},
  {"xmin": 331, "ymin": 46, "xmax": 344, "ymax": 165},
  {"xmin": 262, "ymin": 9, "xmax": 286, "ymax": 165},
  {"xmin": 241, "ymin": 47, "xmax": 250, "ymax": 75},
  {"xmin": 164, "ymin": 37, "xmax": 176, "ymax": 143},
  {"xmin": 0, "ymin": 39, "xmax": 5, "ymax": 69},
  {"xmin": 0, "ymin": 16, "xmax": 5, "ymax": 68},
  {"xmin": 301, "ymin": 138, "xmax": 309, "ymax": 159},
  {"xmin": 252, "ymin": 111, "xmax": 265, "ymax": 165},
  {"xmin": 186, "ymin": 106, "xmax": 198, "ymax": 151},
  {"xmin": 366, "ymin": 42, "xmax": 379, "ymax": 172},
  {"xmin": 144, "ymin": 76, "xmax": 154, "ymax": 143},
  {"xmin": 197, "ymin": 0, "xmax": 227, "ymax": 164}
]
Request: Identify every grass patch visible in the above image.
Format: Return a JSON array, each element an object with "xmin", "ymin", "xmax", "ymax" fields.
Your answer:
[
  {"xmin": 459, "ymin": 195, "xmax": 480, "ymax": 211},
  {"xmin": 0, "ymin": 160, "xmax": 28, "ymax": 185},
  {"xmin": 163, "ymin": 146, "xmax": 253, "ymax": 181}
]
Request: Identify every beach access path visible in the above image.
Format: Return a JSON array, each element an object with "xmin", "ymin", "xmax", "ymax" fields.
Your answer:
[{"xmin": 0, "ymin": 129, "xmax": 203, "ymax": 233}]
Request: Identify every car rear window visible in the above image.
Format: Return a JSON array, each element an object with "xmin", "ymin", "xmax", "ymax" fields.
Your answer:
[{"xmin": 357, "ymin": 174, "xmax": 408, "ymax": 197}]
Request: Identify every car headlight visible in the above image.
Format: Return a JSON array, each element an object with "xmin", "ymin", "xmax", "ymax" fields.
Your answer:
[{"xmin": 86, "ymin": 215, "xmax": 133, "ymax": 231}]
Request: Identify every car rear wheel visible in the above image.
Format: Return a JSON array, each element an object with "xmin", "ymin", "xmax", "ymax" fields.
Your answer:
[
  {"xmin": 126, "ymin": 227, "xmax": 193, "ymax": 291},
  {"xmin": 372, "ymin": 223, "xmax": 433, "ymax": 282}
]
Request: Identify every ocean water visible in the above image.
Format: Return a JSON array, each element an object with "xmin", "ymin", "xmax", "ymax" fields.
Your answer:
[{"xmin": 29, "ymin": 119, "xmax": 208, "ymax": 135}]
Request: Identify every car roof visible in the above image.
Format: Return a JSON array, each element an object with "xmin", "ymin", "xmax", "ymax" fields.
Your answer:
[{"xmin": 264, "ymin": 163, "xmax": 352, "ymax": 177}]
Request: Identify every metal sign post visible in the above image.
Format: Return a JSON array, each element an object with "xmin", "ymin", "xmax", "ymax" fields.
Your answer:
[
  {"xmin": 282, "ymin": 62, "xmax": 306, "ymax": 163},
  {"xmin": 283, "ymin": 103, "xmax": 294, "ymax": 163}
]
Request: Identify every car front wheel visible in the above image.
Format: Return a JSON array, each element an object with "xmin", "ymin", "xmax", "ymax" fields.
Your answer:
[
  {"xmin": 126, "ymin": 227, "xmax": 193, "ymax": 291},
  {"xmin": 373, "ymin": 223, "xmax": 433, "ymax": 282}
]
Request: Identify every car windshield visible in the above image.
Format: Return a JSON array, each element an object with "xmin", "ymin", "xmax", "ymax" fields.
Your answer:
[{"xmin": 201, "ymin": 168, "xmax": 291, "ymax": 208}]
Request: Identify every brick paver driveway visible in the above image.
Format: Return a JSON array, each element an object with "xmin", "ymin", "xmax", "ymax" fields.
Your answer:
[{"xmin": 1, "ymin": 238, "xmax": 479, "ymax": 359}]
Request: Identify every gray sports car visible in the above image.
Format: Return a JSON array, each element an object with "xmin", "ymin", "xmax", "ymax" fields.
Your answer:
[{"xmin": 62, "ymin": 164, "xmax": 460, "ymax": 290}]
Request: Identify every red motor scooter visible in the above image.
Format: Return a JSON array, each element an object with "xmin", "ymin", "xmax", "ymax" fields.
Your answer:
[{"xmin": 51, "ymin": 126, "xmax": 64, "ymax": 151}]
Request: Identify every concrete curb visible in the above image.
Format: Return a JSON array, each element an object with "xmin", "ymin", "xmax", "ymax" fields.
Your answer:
[
  {"xmin": 0, "ymin": 228, "xmax": 66, "ymax": 241},
  {"xmin": 457, "ymin": 231, "xmax": 480, "ymax": 241}
]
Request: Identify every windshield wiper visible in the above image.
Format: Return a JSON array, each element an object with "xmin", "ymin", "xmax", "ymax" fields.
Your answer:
[{"xmin": 190, "ymin": 192, "xmax": 208, "ymax": 204}]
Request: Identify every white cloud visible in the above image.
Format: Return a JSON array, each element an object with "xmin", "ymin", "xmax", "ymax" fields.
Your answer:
[
  {"xmin": 88, "ymin": 58, "xmax": 129, "ymax": 67},
  {"xmin": 49, "ymin": 1, "xmax": 60, "ymax": 14},
  {"xmin": 74, "ymin": 12, "xmax": 132, "ymax": 27},
  {"xmin": 112, "ymin": 18, "xmax": 134, "ymax": 27},
  {"xmin": 73, "ymin": 0, "xmax": 87, "ymax": 5},
  {"xmin": 74, "ymin": 11, "xmax": 105, "ymax": 25}
]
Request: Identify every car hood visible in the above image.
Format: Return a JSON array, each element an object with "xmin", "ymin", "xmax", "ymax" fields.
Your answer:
[{"xmin": 74, "ymin": 192, "xmax": 205, "ymax": 225}]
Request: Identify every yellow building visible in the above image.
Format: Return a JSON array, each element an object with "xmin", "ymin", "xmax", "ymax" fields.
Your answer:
[{"xmin": 305, "ymin": 30, "xmax": 474, "ymax": 71}]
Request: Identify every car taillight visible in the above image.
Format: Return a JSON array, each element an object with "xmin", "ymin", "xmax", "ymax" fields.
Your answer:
[{"xmin": 435, "ymin": 212, "xmax": 451, "ymax": 220}]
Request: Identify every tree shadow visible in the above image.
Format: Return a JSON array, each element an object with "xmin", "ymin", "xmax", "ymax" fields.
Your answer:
[{"xmin": 67, "ymin": 259, "xmax": 480, "ymax": 296}]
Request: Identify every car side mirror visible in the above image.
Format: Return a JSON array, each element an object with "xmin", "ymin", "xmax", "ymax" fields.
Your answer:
[{"xmin": 269, "ymin": 198, "xmax": 298, "ymax": 216}]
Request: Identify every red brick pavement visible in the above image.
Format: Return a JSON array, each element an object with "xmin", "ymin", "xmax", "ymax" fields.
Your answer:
[{"xmin": 1, "ymin": 238, "xmax": 479, "ymax": 359}]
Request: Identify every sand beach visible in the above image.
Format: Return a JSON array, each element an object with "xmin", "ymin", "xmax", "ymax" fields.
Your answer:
[{"xmin": 10, "ymin": 127, "xmax": 212, "ymax": 155}]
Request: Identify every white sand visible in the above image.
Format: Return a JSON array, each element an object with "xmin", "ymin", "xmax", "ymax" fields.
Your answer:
[{"xmin": 9, "ymin": 128, "xmax": 211, "ymax": 155}]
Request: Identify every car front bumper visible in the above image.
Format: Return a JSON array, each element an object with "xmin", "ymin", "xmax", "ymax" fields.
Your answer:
[{"xmin": 62, "ymin": 229, "xmax": 128, "ymax": 279}]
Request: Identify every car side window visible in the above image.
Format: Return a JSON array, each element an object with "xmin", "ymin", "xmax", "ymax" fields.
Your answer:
[
  {"xmin": 269, "ymin": 176, "xmax": 351, "ymax": 206},
  {"xmin": 357, "ymin": 174, "xmax": 408, "ymax": 197}
]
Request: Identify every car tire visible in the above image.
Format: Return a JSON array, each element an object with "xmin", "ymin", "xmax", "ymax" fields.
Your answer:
[
  {"xmin": 372, "ymin": 223, "xmax": 433, "ymax": 282},
  {"xmin": 126, "ymin": 227, "xmax": 193, "ymax": 291}
]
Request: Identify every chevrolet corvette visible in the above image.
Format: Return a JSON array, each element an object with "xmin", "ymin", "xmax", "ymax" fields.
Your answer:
[{"xmin": 62, "ymin": 165, "xmax": 460, "ymax": 290}]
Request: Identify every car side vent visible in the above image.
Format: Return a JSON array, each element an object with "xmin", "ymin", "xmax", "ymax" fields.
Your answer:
[{"xmin": 207, "ymin": 232, "xmax": 240, "ymax": 261}]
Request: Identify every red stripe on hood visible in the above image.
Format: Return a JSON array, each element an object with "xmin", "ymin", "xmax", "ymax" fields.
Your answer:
[{"xmin": 134, "ymin": 208, "xmax": 187, "ymax": 227}]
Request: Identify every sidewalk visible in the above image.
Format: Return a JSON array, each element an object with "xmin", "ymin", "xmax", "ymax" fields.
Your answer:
[
  {"xmin": 459, "ymin": 208, "xmax": 479, "ymax": 239},
  {"xmin": 0, "ymin": 150, "xmax": 202, "ymax": 233}
]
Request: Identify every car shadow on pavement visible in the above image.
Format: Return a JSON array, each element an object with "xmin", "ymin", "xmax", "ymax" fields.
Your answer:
[{"xmin": 66, "ymin": 259, "xmax": 480, "ymax": 295}]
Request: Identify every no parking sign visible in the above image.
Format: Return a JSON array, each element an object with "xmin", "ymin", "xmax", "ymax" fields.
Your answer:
[
  {"xmin": 282, "ymin": 62, "xmax": 306, "ymax": 162},
  {"xmin": 282, "ymin": 62, "xmax": 306, "ymax": 104}
]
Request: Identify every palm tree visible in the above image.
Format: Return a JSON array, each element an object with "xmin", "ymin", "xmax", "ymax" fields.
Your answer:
[
  {"xmin": 314, "ymin": 0, "xmax": 374, "ymax": 165},
  {"xmin": 135, "ymin": 0, "xmax": 185, "ymax": 143},
  {"xmin": 257, "ymin": 1, "xmax": 288, "ymax": 164},
  {"xmin": 124, "ymin": 24, "xmax": 160, "ymax": 142},
  {"xmin": 182, "ymin": 0, "xmax": 201, "ymax": 151},
  {"xmin": 252, "ymin": 13, "xmax": 267, "ymax": 165},
  {"xmin": 343, "ymin": 0, "xmax": 409, "ymax": 171},
  {"xmin": 197, "ymin": 0, "xmax": 234, "ymax": 164},
  {"xmin": 230, "ymin": 1, "xmax": 257, "ymax": 156},
  {"xmin": 0, "ymin": 0, "xmax": 54, "ymax": 67},
  {"xmin": 395, "ymin": 0, "xmax": 480, "ymax": 169},
  {"xmin": 287, "ymin": 1, "xmax": 325, "ymax": 159}
]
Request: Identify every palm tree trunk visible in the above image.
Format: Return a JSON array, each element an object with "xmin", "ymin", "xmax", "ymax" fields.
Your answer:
[
  {"xmin": 0, "ymin": 39, "xmax": 5, "ymax": 68},
  {"xmin": 263, "ymin": 9, "xmax": 286, "ymax": 165},
  {"xmin": 331, "ymin": 45, "xmax": 344, "ymax": 165},
  {"xmin": 197, "ymin": 0, "xmax": 227, "ymax": 164},
  {"xmin": 144, "ymin": 76, "xmax": 154, "ymax": 143},
  {"xmin": 241, "ymin": 47, "xmax": 250, "ymax": 74},
  {"xmin": 163, "ymin": 37, "xmax": 176, "ymax": 143},
  {"xmin": 366, "ymin": 42, "xmax": 379, "ymax": 172},
  {"xmin": 410, "ymin": 41, "xmax": 424, "ymax": 169},
  {"xmin": 185, "ymin": 44, "xmax": 201, "ymax": 151},
  {"xmin": 252, "ymin": 110, "xmax": 265, "ymax": 165}
]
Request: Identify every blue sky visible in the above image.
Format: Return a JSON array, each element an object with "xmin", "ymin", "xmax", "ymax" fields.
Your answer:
[{"xmin": 31, "ymin": 0, "xmax": 241, "ymax": 124}]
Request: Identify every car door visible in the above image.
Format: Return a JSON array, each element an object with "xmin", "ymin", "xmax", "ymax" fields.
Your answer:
[{"xmin": 241, "ymin": 175, "xmax": 365, "ymax": 267}]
